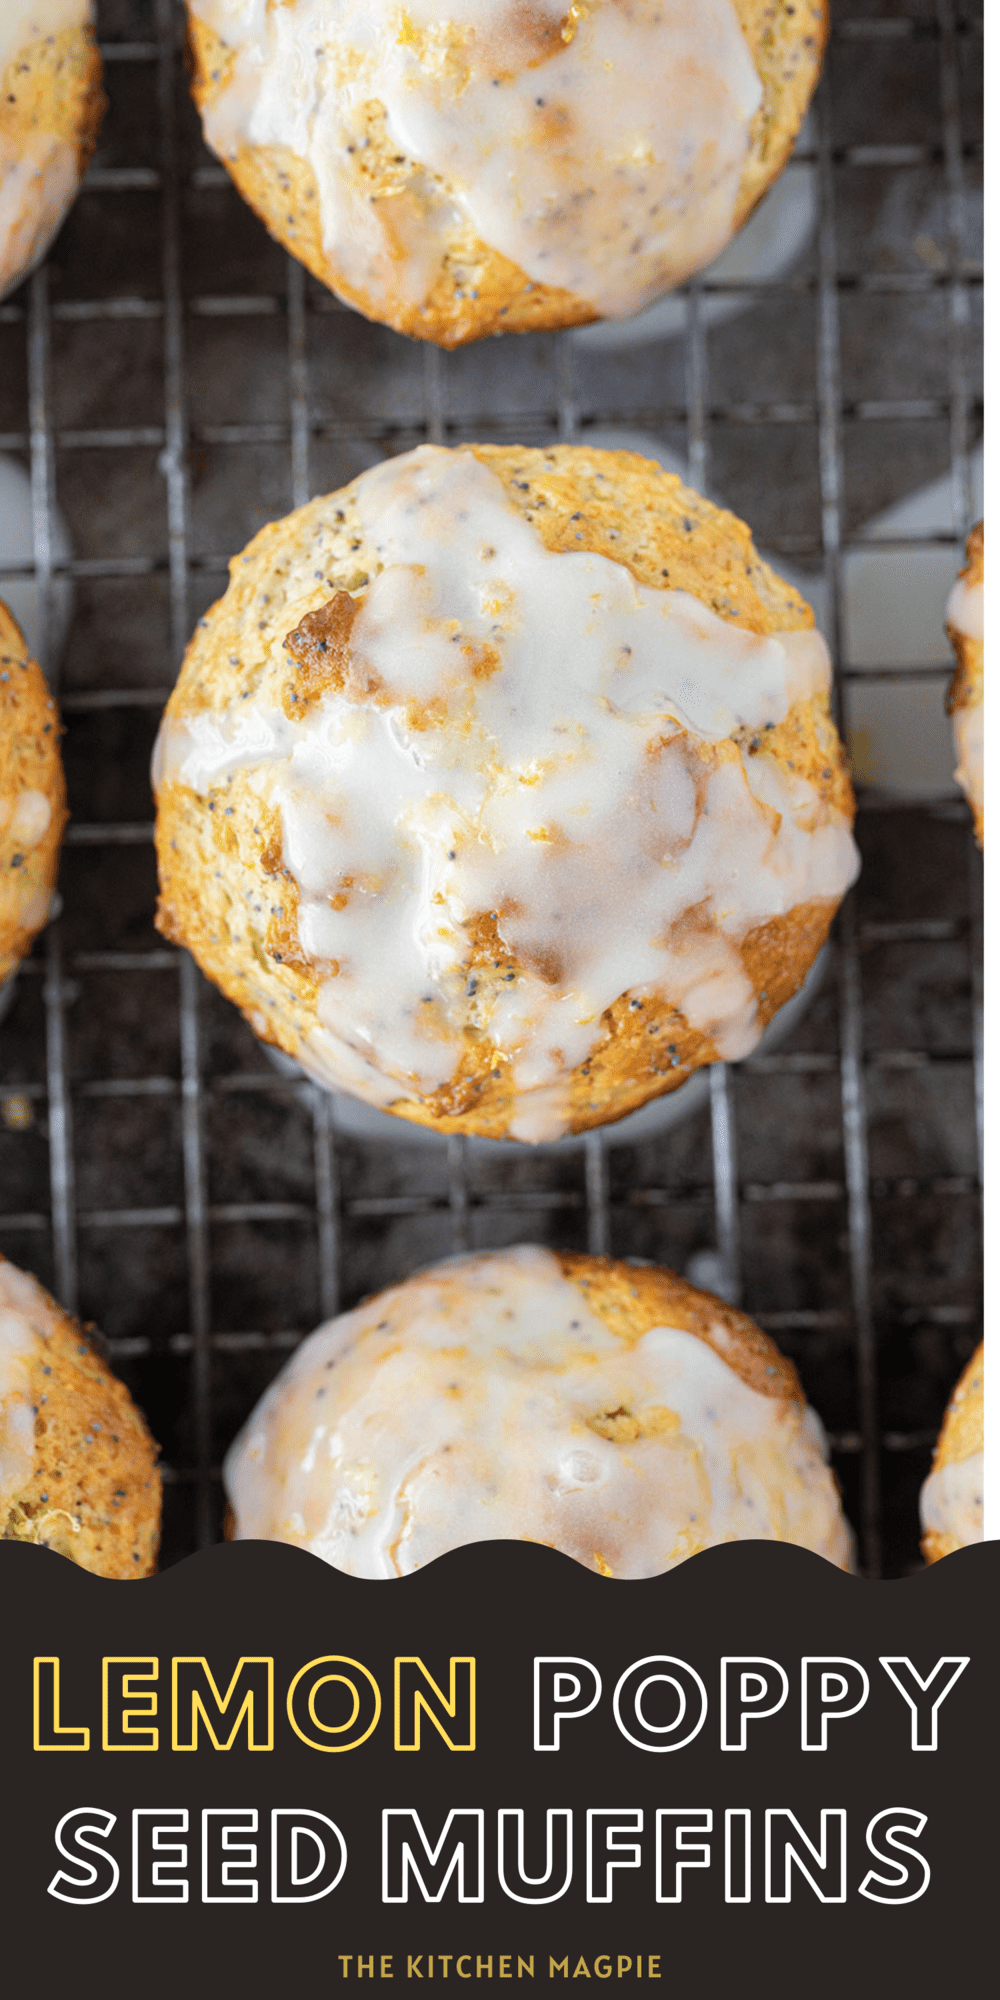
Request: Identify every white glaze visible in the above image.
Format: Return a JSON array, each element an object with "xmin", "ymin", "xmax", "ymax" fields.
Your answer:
[
  {"xmin": 954, "ymin": 701, "xmax": 983, "ymax": 824},
  {"xmin": 156, "ymin": 446, "xmax": 858, "ymax": 1139},
  {"xmin": 0, "ymin": 134, "xmax": 79, "ymax": 296},
  {"xmin": 919, "ymin": 1450, "xmax": 983, "ymax": 1551},
  {"xmin": 191, "ymin": 0, "xmax": 762, "ymax": 319},
  {"xmin": 8, "ymin": 788, "xmax": 52, "ymax": 847},
  {"xmin": 224, "ymin": 1245, "xmax": 853, "ymax": 1577},
  {"xmin": 0, "ymin": 0, "xmax": 89, "ymax": 70},
  {"xmin": 946, "ymin": 574, "xmax": 983, "ymax": 643},
  {"xmin": 9, "ymin": 882, "xmax": 56, "ymax": 938},
  {"xmin": 0, "ymin": 1258, "xmax": 56, "ymax": 1512}
]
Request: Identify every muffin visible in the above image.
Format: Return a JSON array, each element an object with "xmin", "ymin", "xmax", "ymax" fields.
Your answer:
[
  {"xmin": 154, "ymin": 443, "xmax": 858, "ymax": 1143},
  {"xmin": 920, "ymin": 1343, "xmax": 983, "ymax": 1564},
  {"xmin": 185, "ymin": 0, "xmax": 827, "ymax": 347},
  {"xmin": 1, "ymin": 599, "xmax": 67, "ymax": 986},
  {"xmin": 0, "ymin": 2, "xmax": 105, "ymax": 301},
  {"xmin": 0, "ymin": 1253, "xmax": 161, "ymax": 1576},
  {"xmin": 225, "ymin": 1245, "xmax": 853, "ymax": 1577},
  {"xmin": 945, "ymin": 521, "xmax": 983, "ymax": 845}
]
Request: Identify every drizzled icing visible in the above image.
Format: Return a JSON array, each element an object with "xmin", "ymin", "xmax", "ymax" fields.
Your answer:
[
  {"xmin": 920, "ymin": 1452, "xmax": 984, "ymax": 1550},
  {"xmin": 1, "ymin": 788, "xmax": 55, "ymax": 949},
  {"xmin": 156, "ymin": 446, "xmax": 858, "ymax": 1140},
  {"xmin": 224, "ymin": 1245, "xmax": 853, "ymax": 1577},
  {"xmin": 191, "ymin": 0, "xmax": 762, "ymax": 319},
  {"xmin": 946, "ymin": 574, "xmax": 984, "ymax": 643},
  {"xmin": 0, "ymin": 3, "xmax": 91, "ymax": 297},
  {"xmin": 0, "ymin": 0, "xmax": 88, "ymax": 68},
  {"xmin": 0, "ymin": 140, "xmax": 78, "ymax": 297},
  {"xmin": 954, "ymin": 703, "xmax": 983, "ymax": 823},
  {"xmin": 1, "ymin": 788, "xmax": 52, "ymax": 847},
  {"xmin": 946, "ymin": 573, "xmax": 984, "ymax": 821},
  {"xmin": 0, "ymin": 1259, "xmax": 55, "ymax": 1512}
]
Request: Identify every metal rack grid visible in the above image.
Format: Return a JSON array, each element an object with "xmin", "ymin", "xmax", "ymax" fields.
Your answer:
[{"xmin": 0, "ymin": 0, "xmax": 983, "ymax": 1577}]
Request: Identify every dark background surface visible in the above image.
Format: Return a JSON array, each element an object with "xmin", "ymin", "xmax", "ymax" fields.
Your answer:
[
  {"xmin": 0, "ymin": 1537, "xmax": 994, "ymax": 1992},
  {"xmin": 0, "ymin": 2, "xmax": 984, "ymax": 1575}
]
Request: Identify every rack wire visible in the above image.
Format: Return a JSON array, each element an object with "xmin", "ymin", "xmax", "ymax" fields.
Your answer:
[{"xmin": 0, "ymin": 0, "xmax": 983, "ymax": 1575}]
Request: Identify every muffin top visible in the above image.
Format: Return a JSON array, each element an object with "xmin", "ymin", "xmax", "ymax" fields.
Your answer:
[
  {"xmin": 156, "ymin": 444, "xmax": 856, "ymax": 1140},
  {"xmin": 188, "ymin": 0, "xmax": 825, "ymax": 341},
  {"xmin": 225, "ymin": 1245, "xmax": 853, "ymax": 1578}
]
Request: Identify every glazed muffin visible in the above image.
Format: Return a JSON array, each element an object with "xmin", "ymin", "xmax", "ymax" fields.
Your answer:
[
  {"xmin": 1, "ymin": 599, "xmax": 67, "ymax": 986},
  {"xmin": 0, "ymin": 1253, "xmax": 161, "ymax": 1576},
  {"xmin": 154, "ymin": 444, "xmax": 858, "ymax": 1143},
  {"xmin": 185, "ymin": 0, "xmax": 827, "ymax": 347},
  {"xmin": 945, "ymin": 521, "xmax": 983, "ymax": 845},
  {"xmin": 920, "ymin": 1343, "xmax": 983, "ymax": 1564},
  {"xmin": 225, "ymin": 1245, "xmax": 853, "ymax": 1576},
  {"xmin": 0, "ymin": 2, "xmax": 105, "ymax": 301}
]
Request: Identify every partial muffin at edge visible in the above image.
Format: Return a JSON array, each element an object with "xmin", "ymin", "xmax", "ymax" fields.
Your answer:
[
  {"xmin": 0, "ymin": 1253, "xmax": 161, "ymax": 1577},
  {"xmin": 0, "ymin": 599, "xmax": 67, "ymax": 985},
  {"xmin": 0, "ymin": 3, "xmax": 105, "ymax": 301},
  {"xmin": 184, "ymin": 0, "xmax": 827, "ymax": 347},
  {"xmin": 945, "ymin": 520, "xmax": 984, "ymax": 845},
  {"xmin": 920, "ymin": 1343, "xmax": 984, "ymax": 1565}
]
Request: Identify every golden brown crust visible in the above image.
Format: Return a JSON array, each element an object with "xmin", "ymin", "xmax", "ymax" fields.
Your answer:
[
  {"xmin": 155, "ymin": 445, "xmax": 854, "ymax": 1140},
  {"xmin": 469, "ymin": 445, "xmax": 823, "ymax": 640},
  {"xmin": 557, "ymin": 1252, "xmax": 804, "ymax": 1402},
  {"xmin": 0, "ymin": 1255, "xmax": 161, "ymax": 1578},
  {"xmin": 731, "ymin": 1, "xmax": 828, "ymax": 228},
  {"xmin": 0, "ymin": 600, "xmax": 67, "ymax": 985},
  {"xmin": 945, "ymin": 520, "xmax": 983, "ymax": 845},
  {"xmin": 0, "ymin": 19, "xmax": 105, "ymax": 298},
  {"xmin": 283, "ymin": 590, "xmax": 362, "ymax": 716},
  {"xmin": 186, "ymin": 4, "xmax": 826, "ymax": 347},
  {"xmin": 921, "ymin": 1342, "xmax": 984, "ymax": 1566}
]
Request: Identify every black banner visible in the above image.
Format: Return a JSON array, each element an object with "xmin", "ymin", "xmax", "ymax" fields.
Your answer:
[{"xmin": 1, "ymin": 1538, "xmax": 994, "ymax": 1992}]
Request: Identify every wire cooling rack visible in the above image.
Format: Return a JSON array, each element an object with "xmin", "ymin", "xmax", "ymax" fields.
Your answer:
[{"xmin": 0, "ymin": 0, "xmax": 983, "ymax": 1575}]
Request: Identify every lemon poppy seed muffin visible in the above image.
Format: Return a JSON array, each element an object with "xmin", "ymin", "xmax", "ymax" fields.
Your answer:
[
  {"xmin": 920, "ymin": 1343, "xmax": 984, "ymax": 1565},
  {"xmin": 1, "ymin": 599, "xmax": 67, "ymax": 987},
  {"xmin": 0, "ymin": 2, "xmax": 105, "ymax": 302},
  {"xmin": 225, "ymin": 1246, "xmax": 854, "ymax": 1577},
  {"xmin": 0, "ymin": 1254, "xmax": 161, "ymax": 1577},
  {"xmin": 185, "ymin": 0, "xmax": 827, "ymax": 347},
  {"xmin": 154, "ymin": 444, "xmax": 858, "ymax": 1143},
  {"xmin": 945, "ymin": 521, "xmax": 983, "ymax": 845}
]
